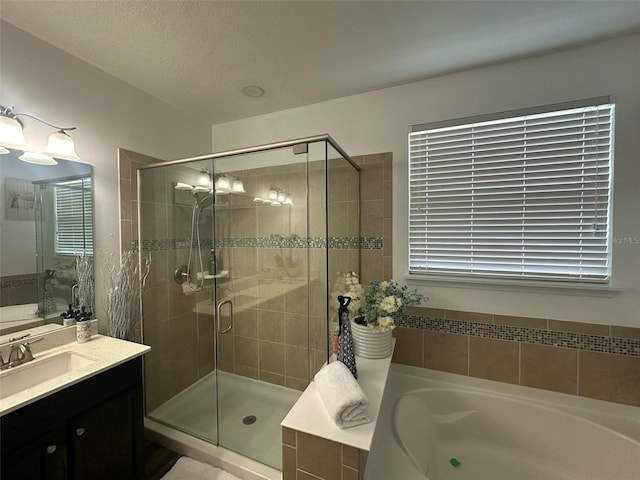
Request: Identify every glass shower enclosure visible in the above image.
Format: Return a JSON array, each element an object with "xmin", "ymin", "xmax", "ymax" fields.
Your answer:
[{"xmin": 137, "ymin": 136, "xmax": 359, "ymax": 469}]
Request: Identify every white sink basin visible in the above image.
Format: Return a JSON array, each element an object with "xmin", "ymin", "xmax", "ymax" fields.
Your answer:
[{"xmin": 0, "ymin": 351, "xmax": 98, "ymax": 399}]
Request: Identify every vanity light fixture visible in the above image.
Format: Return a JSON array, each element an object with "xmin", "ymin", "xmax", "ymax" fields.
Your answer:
[
  {"xmin": 231, "ymin": 178, "xmax": 245, "ymax": 193},
  {"xmin": 196, "ymin": 170, "xmax": 212, "ymax": 187},
  {"xmin": 0, "ymin": 105, "xmax": 80, "ymax": 163}
]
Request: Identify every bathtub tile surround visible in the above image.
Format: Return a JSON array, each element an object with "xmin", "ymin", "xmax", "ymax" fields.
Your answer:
[
  {"xmin": 394, "ymin": 308, "xmax": 640, "ymax": 406},
  {"xmin": 0, "ymin": 273, "xmax": 38, "ymax": 306},
  {"xmin": 282, "ymin": 428, "xmax": 368, "ymax": 480}
]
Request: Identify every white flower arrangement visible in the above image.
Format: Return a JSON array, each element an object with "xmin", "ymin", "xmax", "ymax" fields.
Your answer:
[
  {"xmin": 360, "ymin": 279, "xmax": 425, "ymax": 333},
  {"xmin": 331, "ymin": 274, "xmax": 425, "ymax": 333}
]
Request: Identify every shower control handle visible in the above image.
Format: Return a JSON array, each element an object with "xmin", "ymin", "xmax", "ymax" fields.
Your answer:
[{"xmin": 216, "ymin": 300, "xmax": 233, "ymax": 334}]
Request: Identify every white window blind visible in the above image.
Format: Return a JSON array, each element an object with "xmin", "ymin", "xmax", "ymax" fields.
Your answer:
[
  {"xmin": 54, "ymin": 178, "xmax": 93, "ymax": 255},
  {"xmin": 409, "ymin": 100, "xmax": 614, "ymax": 282}
]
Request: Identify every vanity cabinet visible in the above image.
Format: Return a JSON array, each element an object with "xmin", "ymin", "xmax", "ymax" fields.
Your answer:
[{"xmin": 1, "ymin": 357, "xmax": 144, "ymax": 480}]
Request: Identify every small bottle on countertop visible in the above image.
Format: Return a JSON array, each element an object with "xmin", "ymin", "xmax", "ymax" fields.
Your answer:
[{"xmin": 76, "ymin": 306, "xmax": 92, "ymax": 344}]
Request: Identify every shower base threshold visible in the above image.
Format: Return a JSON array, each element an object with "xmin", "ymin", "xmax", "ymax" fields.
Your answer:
[{"xmin": 145, "ymin": 417, "xmax": 282, "ymax": 480}]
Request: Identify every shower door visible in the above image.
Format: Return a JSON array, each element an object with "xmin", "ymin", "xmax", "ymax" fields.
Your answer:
[{"xmin": 211, "ymin": 144, "xmax": 312, "ymax": 468}]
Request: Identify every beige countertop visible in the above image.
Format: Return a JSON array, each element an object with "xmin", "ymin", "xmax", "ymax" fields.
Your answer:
[{"xmin": 0, "ymin": 334, "xmax": 150, "ymax": 416}]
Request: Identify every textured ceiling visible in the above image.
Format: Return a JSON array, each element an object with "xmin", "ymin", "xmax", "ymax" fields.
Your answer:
[{"xmin": 2, "ymin": 1, "xmax": 640, "ymax": 125}]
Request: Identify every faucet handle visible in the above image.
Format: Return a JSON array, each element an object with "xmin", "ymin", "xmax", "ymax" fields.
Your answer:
[
  {"xmin": 22, "ymin": 337, "xmax": 43, "ymax": 362},
  {"xmin": 8, "ymin": 343, "xmax": 26, "ymax": 364}
]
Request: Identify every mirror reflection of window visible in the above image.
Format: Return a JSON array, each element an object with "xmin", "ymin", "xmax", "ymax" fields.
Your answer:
[{"xmin": 53, "ymin": 178, "xmax": 93, "ymax": 255}]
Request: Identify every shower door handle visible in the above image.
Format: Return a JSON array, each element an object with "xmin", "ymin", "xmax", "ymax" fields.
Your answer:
[{"xmin": 216, "ymin": 300, "xmax": 233, "ymax": 334}]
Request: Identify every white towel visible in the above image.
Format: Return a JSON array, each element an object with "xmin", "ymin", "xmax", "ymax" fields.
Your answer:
[
  {"xmin": 161, "ymin": 456, "xmax": 241, "ymax": 480},
  {"xmin": 314, "ymin": 360, "xmax": 370, "ymax": 428}
]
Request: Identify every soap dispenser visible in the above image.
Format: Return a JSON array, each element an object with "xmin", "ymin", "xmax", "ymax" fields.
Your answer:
[
  {"xmin": 76, "ymin": 307, "xmax": 91, "ymax": 344},
  {"xmin": 60, "ymin": 304, "xmax": 76, "ymax": 327}
]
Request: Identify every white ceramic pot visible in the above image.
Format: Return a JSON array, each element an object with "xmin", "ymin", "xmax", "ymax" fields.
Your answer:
[{"xmin": 350, "ymin": 320, "xmax": 393, "ymax": 359}]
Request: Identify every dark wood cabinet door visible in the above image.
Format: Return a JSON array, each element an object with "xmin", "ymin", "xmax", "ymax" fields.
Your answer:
[
  {"xmin": 68, "ymin": 390, "xmax": 136, "ymax": 480},
  {"xmin": 1, "ymin": 433, "xmax": 66, "ymax": 480}
]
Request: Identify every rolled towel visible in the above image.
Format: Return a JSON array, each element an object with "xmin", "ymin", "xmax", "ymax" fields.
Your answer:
[{"xmin": 314, "ymin": 360, "xmax": 370, "ymax": 428}]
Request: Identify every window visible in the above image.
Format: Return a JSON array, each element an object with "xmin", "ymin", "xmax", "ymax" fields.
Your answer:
[
  {"xmin": 54, "ymin": 178, "xmax": 93, "ymax": 255},
  {"xmin": 409, "ymin": 98, "xmax": 614, "ymax": 282}
]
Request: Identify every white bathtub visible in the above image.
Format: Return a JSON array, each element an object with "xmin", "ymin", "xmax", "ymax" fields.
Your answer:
[{"xmin": 366, "ymin": 364, "xmax": 640, "ymax": 480}]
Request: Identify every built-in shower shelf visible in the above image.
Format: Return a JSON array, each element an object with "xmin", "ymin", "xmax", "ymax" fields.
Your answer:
[{"xmin": 196, "ymin": 270, "xmax": 229, "ymax": 280}]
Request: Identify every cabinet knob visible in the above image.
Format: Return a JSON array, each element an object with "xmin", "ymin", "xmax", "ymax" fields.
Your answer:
[
  {"xmin": 75, "ymin": 427, "xmax": 86, "ymax": 437},
  {"xmin": 46, "ymin": 445, "xmax": 57, "ymax": 454}
]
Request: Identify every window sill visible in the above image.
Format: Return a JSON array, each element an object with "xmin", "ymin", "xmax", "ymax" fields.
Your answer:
[{"xmin": 404, "ymin": 273, "xmax": 623, "ymax": 298}]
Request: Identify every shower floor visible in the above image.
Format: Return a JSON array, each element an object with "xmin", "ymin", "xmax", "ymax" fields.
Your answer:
[{"xmin": 148, "ymin": 371, "xmax": 302, "ymax": 470}]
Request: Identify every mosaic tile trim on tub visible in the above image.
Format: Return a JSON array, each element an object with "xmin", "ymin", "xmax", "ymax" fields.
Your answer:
[
  {"xmin": 399, "ymin": 315, "xmax": 640, "ymax": 357},
  {"xmin": 1, "ymin": 275, "xmax": 38, "ymax": 289},
  {"xmin": 135, "ymin": 236, "xmax": 381, "ymax": 252}
]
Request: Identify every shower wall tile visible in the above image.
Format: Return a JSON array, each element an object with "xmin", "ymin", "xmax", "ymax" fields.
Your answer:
[
  {"xmin": 286, "ymin": 377, "xmax": 309, "ymax": 391},
  {"xmin": 235, "ymin": 365, "xmax": 258, "ymax": 380},
  {"xmin": 285, "ymin": 345, "xmax": 309, "ymax": 380},
  {"xmin": 142, "ymin": 286, "xmax": 170, "ymax": 326},
  {"xmin": 285, "ymin": 313, "xmax": 309, "ymax": 347},
  {"xmin": 168, "ymin": 312, "xmax": 198, "ymax": 348},
  {"xmin": 235, "ymin": 336, "xmax": 259, "ymax": 368},
  {"xmin": 167, "ymin": 281, "xmax": 196, "ymax": 318},
  {"xmin": 259, "ymin": 340, "xmax": 285, "ymax": 375},
  {"xmin": 197, "ymin": 312, "xmax": 215, "ymax": 339},
  {"xmin": 197, "ymin": 335, "xmax": 215, "ymax": 377},
  {"xmin": 218, "ymin": 332, "xmax": 235, "ymax": 364},
  {"xmin": 140, "ymin": 202, "xmax": 168, "ymax": 241},
  {"xmin": 234, "ymin": 308, "xmax": 258, "ymax": 338},
  {"xmin": 258, "ymin": 310, "xmax": 285, "ymax": 343},
  {"xmin": 143, "ymin": 320, "xmax": 170, "ymax": 366},
  {"xmin": 144, "ymin": 357, "xmax": 172, "ymax": 412},
  {"xmin": 259, "ymin": 371, "xmax": 286, "ymax": 386},
  {"xmin": 169, "ymin": 342, "xmax": 198, "ymax": 392}
]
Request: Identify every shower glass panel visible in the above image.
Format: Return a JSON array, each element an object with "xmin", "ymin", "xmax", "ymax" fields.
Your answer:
[{"xmin": 138, "ymin": 136, "xmax": 359, "ymax": 470}]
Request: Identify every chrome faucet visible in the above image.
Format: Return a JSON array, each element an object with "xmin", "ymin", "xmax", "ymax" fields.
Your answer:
[{"xmin": 0, "ymin": 336, "xmax": 42, "ymax": 370}]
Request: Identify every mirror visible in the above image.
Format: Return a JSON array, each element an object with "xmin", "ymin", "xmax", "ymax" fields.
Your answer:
[{"xmin": 0, "ymin": 152, "xmax": 93, "ymax": 339}]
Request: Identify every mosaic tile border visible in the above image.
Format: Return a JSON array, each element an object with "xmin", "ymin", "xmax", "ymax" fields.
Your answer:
[
  {"xmin": 136, "ymin": 236, "xmax": 382, "ymax": 252},
  {"xmin": 1, "ymin": 275, "xmax": 38, "ymax": 289},
  {"xmin": 399, "ymin": 315, "xmax": 640, "ymax": 358}
]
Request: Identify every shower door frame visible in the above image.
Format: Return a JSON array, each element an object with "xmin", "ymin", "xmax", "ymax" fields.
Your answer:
[{"xmin": 137, "ymin": 135, "xmax": 359, "ymax": 457}]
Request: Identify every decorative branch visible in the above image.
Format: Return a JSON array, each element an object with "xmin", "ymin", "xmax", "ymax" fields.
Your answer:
[
  {"xmin": 75, "ymin": 254, "xmax": 94, "ymax": 309},
  {"xmin": 104, "ymin": 251, "xmax": 151, "ymax": 341}
]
